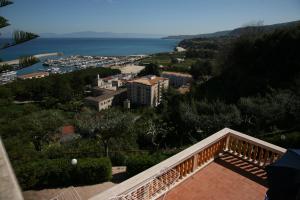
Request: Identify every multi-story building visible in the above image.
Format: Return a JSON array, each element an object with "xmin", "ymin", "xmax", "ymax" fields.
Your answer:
[
  {"xmin": 161, "ymin": 71, "xmax": 193, "ymax": 88},
  {"xmin": 97, "ymin": 74, "xmax": 133, "ymax": 91},
  {"xmin": 127, "ymin": 75, "xmax": 169, "ymax": 107}
]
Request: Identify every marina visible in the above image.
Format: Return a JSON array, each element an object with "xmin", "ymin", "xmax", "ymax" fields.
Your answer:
[{"xmin": 42, "ymin": 55, "xmax": 147, "ymax": 74}]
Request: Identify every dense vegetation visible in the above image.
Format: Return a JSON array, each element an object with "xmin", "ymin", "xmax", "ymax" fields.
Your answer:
[
  {"xmin": 15, "ymin": 158, "xmax": 112, "ymax": 190},
  {"xmin": 0, "ymin": 18, "xmax": 299, "ymax": 190}
]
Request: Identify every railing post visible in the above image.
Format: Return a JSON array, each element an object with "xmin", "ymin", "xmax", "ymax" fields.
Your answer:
[
  {"xmin": 225, "ymin": 135, "xmax": 230, "ymax": 151},
  {"xmin": 193, "ymin": 154, "xmax": 198, "ymax": 171}
]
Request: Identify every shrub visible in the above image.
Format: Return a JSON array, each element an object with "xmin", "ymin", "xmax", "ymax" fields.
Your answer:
[
  {"xmin": 126, "ymin": 153, "xmax": 167, "ymax": 177},
  {"xmin": 15, "ymin": 158, "xmax": 112, "ymax": 190}
]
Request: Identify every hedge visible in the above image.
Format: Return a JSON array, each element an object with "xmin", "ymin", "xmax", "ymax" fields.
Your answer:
[
  {"xmin": 15, "ymin": 158, "xmax": 112, "ymax": 190},
  {"xmin": 126, "ymin": 154, "xmax": 168, "ymax": 177}
]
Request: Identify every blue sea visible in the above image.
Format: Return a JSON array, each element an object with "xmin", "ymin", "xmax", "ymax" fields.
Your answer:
[{"xmin": 0, "ymin": 38, "xmax": 179, "ymax": 75}]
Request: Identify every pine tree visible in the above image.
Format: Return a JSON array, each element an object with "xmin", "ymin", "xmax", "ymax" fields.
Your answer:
[{"xmin": 0, "ymin": 0, "xmax": 38, "ymax": 59}]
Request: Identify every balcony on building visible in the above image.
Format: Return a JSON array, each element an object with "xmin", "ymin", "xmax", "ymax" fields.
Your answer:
[{"xmin": 90, "ymin": 128, "xmax": 286, "ymax": 200}]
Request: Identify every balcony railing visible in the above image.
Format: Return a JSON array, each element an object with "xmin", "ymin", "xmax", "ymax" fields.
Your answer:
[{"xmin": 90, "ymin": 128, "xmax": 286, "ymax": 200}]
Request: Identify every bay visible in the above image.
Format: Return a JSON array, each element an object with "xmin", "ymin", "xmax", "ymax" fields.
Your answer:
[{"xmin": 0, "ymin": 38, "xmax": 179, "ymax": 75}]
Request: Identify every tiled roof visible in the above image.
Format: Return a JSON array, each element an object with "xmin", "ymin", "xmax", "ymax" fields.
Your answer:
[
  {"xmin": 61, "ymin": 125, "xmax": 75, "ymax": 135},
  {"xmin": 85, "ymin": 88, "xmax": 127, "ymax": 102}
]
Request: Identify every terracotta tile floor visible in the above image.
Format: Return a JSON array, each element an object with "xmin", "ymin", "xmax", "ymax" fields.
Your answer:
[{"xmin": 161, "ymin": 154, "xmax": 268, "ymax": 200}]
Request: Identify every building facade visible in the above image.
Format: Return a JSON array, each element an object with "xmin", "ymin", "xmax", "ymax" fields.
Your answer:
[
  {"xmin": 127, "ymin": 75, "xmax": 169, "ymax": 107},
  {"xmin": 85, "ymin": 88, "xmax": 127, "ymax": 111},
  {"xmin": 97, "ymin": 74, "xmax": 133, "ymax": 91},
  {"xmin": 161, "ymin": 71, "xmax": 193, "ymax": 88}
]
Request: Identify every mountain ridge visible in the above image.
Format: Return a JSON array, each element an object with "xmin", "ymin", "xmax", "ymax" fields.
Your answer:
[
  {"xmin": 1, "ymin": 31, "xmax": 165, "ymax": 38},
  {"xmin": 164, "ymin": 20, "xmax": 300, "ymax": 39}
]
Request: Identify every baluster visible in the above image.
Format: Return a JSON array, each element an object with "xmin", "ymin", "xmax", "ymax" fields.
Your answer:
[
  {"xmin": 187, "ymin": 159, "xmax": 190, "ymax": 174},
  {"xmin": 183, "ymin": 161, "xmax": 187, "ymax": 176},
  {"xmin": 243, "ymin": 142, "xmax": 248, "ymax": 158},
  {"xmin": 181, "ymin": 162, "xmax": 184, "ymax": 177},
  {"xmin": 227, "ymin": 136, "xmax": 233, "ymax": 151},
  {"xmin": 222, "ymin": 138, "xmax": 227, "ymax": 152},
  {"xmin": 232, "ymin": 138, "xmax": 237, "ymax": 154},
  {"xmin": 237, "ymin": 140, "xmax": 243, "ymax": 156},
  {"xmin": 177, "ymin": 164, "xmax": 182, "ymax": 179},
  {"xmin": 248, "ymin": 144, "xmax": 253, "ymax": 160},
  {"xmin": 258, "ymin": 148, "xmax": 264, "ymax": 165},
  {"xmin": 207, "ymin": 146, "xmax": 211, "ymax": 159},
  {"xmin": 269, "ymin": 152, "xmax": 276, "ymax": 164},
  {"xmin": 262, "ymin": 150, "xmax": 269, "ymax": 167},
  {"xmin": 199, "ymin": 151, "xmax": 203, "ymax": 165},
  {"xmin": 252, "ymin": 146, "xmax": 259, "ymax": 163}
]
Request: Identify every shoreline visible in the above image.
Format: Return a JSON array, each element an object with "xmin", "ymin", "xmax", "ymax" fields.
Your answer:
[{"xmin": 0, "ymin": 52, "xmax": 62, "ymax": 66}]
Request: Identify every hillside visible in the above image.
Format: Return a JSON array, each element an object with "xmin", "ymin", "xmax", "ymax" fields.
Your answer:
[
  {"xmin": 195, "ymin": 24, "xmax": 300, "ymax": 102},
  {"xmin": 164, "ymin": 20, "xmax": 300, "ymax": 40}
]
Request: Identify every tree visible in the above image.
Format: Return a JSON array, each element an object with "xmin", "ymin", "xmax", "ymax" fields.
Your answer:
[
  {"xmin": 0, "ymin": 0, "xmax": 38, "ymax": 50},
  {"xmin": 196, "ymin": 100, "xmax": 241, "ymax": 135},
  {"xmin": 75, "ymin": 108, "xmax": 135, "ymax": 157},
  {"xmin": 0, "ymin": 0, "xmax": 38, "ymax": 72},
  {"xmin": 138, "ymin": 63, "xmax": 160, "ymax": 76},
  {"xmin": 178, "ymin": 101, "xmax": 200, "ymax": 143},
  {"xmin": 25, "ymin": 110, "xmax": 66, "ymax": 151},
  {"xmin": 190, "ymin": 60, "xmax": 212, "ymax": 81}
]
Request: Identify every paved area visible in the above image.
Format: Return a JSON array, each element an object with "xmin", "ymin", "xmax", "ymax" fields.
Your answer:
[
  {"xmin": 111, "ymin": 64, "xmax": 145, "ymax": 74},
  {"xmin": 162, "ymin": 156, "xmax": 267, "ymax": 200},
  {"xmin": 23, "ymin": 182, "xmax": 115, "ymax": 200}
]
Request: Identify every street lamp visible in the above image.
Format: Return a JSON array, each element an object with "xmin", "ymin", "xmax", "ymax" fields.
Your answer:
[
  {"xmin": 280, "ymin": 135, "xmax": 286, "ymax": 141},
  {"xmin": 71, "ymin": 158, "xmax": 77, "ymax": 166}
]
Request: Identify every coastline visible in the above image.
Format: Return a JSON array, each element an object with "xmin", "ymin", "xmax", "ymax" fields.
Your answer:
[{"xmin": 0, "ymin": 52, "xmax": 62, "ymax": 66}]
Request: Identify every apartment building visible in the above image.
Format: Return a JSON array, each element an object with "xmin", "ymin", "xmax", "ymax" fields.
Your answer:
[
  {"xmin": 161, "ymin": 71, "xmax": 193, "ymax": 88},
  {"xmin": 97, "ymin": 74, "xmax": 133, "ymax": 91},
  {"xmin": 127, "ymin": 75, "xmax": 169, "ymax": 107}
]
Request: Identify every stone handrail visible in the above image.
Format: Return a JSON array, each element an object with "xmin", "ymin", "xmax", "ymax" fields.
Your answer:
[{"xmin": 90, "ymin": 128, "xmax": 286, "ymax": 200}]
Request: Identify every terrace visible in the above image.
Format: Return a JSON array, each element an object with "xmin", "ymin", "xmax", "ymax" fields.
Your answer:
[{"xmin": 91, "ymin": 128, "xmax": 286, "ymax": 200}]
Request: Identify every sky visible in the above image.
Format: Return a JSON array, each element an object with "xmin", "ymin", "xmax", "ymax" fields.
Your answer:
[{"xmin": 1, "ymin": 0, "xmax": 300, "ymax": 36}]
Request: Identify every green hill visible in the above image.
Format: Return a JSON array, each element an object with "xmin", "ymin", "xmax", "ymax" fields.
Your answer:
[{"xmin": 165, "ymin": 20, "xmax": 300, "ymax": 40}]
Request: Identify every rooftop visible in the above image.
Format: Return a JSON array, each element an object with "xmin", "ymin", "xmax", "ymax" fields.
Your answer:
[
  {"xmin": 162, "ymin": 71, "xmax": 193, "ymax": 78},
  {"xmin": 85, "ymin": 88, "xmax": 127, "ymax": 102},
  {"xmin": 128, "ymin": 75, "xmax": 168, "ymax": 86}
]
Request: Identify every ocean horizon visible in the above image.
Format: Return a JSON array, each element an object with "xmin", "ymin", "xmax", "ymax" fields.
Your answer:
[{"xmin": 1, "ymin": 38, "xmax": 179, "ymax": 61}]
